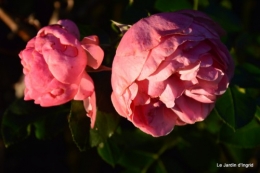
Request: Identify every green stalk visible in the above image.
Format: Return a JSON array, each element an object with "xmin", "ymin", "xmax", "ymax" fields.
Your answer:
[{"xmin": 193, "ymin": 0, "xmax": 199, "ymax": 10}]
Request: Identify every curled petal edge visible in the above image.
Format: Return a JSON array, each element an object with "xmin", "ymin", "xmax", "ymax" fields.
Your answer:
[{"xmin": 84, "ymin": 91, "xmax": 97, "ymax": 128}]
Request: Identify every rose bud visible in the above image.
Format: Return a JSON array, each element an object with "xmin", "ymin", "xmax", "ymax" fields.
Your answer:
[
  {"xmin": 111, "ymin": 10, "xmax": 234, "ymax": 137},
  {"xmin": 19, "ymin": 19, "xmax": 104, "ymax": 127}
]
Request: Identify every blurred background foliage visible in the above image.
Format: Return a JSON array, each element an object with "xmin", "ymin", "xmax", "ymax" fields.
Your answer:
[{"xmin": 0, "ymin": 0, "xmax": 260, "ymax": 172}]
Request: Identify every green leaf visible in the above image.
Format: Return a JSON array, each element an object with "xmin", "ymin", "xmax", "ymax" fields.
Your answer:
[
  {"xmin": 97, "ymin": 139, "xmax": 121, "ymax": 167},
  {"xmin": 219, "ymin": 116, "xmax": 260, "ymax": 148},
  {"xmin": 1, "ymin": 99, "xmax": 70, "ymax": 147},
  {"xmin": 90, "ymin": 111, "xmax": 119, "ymax": 147},
  {"xmin": 214, "ymin": 86, "xmax": 256, "ymax": 130},
  {"xmin": 111, "ymin": 20, "xmax": 131, "ymax": 35},
  {"xmin": 232, "ymin": 63, "xmax": 260, "ymax": 88},
  {"xmin": 256, "ymin": 106, "xmax": 260, "ymax": 120},
  {"xmin": 154, "ymin": 0, "xmax": 192, "ymax": 12},
  {"xmin": 220, "ymin": 145, "xmax": 257, "ymax": 164},
  {"xmin": 118, "ymin": 149, "xmax": 155, "ymax": 172},
  {"xmin": 1, "ymin": 99, "xmax": 36, "ymax": 147},
  {"xmin": 169, "ymin": 131, "xmax": 220, "ymax": 172},
  {"xmin": 117, "ymin": 134, "xmax": 180, "ymax": 173},
  {"xmin": 88, "ymin": 72, "xmax": 120, "ymax": 147},
  {"xmin": 33, "ymin": 104, "xmax": 70, "ymax": 140},
  {"xmin": 68, "ymin": 100, "xmax": 91, "ymax": 151}
]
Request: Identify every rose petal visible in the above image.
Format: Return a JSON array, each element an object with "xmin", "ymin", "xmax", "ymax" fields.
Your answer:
[
  {"xmin": 199, "ymin": 53, "xmax": 213, "ymax": 67},
  {"xmin": 132, "ymin": 100, "xmax": 177, "ymax": 137},
  {"xmin": 42, "ymin": 44, "xmax": 87, "ymax": 84},
  {"xmin": 111, "ymin": 92, "xmax": 129, "ymax": 118},
  {"xmin": 115, "ymin": 23, "xmax": 160, "ymax": 56},
  {"xmin": 111, "ymin": 53, "xmax": 149, "ymax": 95},
  {"xmin": 133, "ymin": 91, "xmax": 150, "ymax": 106},
  {"xmin": 24, "ymin": 87, "xmax": 32, "ymax": 100},
  {"xmin": 172, "ymin": 95, "xmax": 214, "ymax": 124},
  {"xmin": 28, "ymin": 51, "xmax": 54, "ymax": 90},
  {"xmin": 57, "ymin": 19, "xmax": 80, "ymax": 39},
  {"xmin": 137, "ymin": 36, "xmax": 184, "ymax": 80},
  {"xmin": 128, "ymin": 82, "xmax": 138, "ymax": 100},
  {"xmin": 19, "ymin": 48, "xmax": 34, "ymax": 74},
  {"xmin": 24, "ymin": 76, "xmax": 41, "ymax": 100},
  {"xmin": 25, "ymin": 37, "xmax": 36, "ymax": 48},
  {"xmin": 179, "ymin": 41, "xmax": 211, "ymax": 65},
  {"xmin": 188, "ymin": 23, "xmax": 220, "ymax": 38},
  {"xmin": 81, "ymin": 44, "xmax": 104, "ymax": 69},
  {"xmin": 147, "ymin": 49, "xmax": 184, "ymax": 82},
  {"xmin": 86, "ymin": 65, "xmax": 111, "ymax": 72},
  {"xmin": 81, "ymin": 35, "xmax": 100, "ymax": 45},
  {"xmin": 84, "ymin": 92, "xmax": 97, "ymax": 128},
  {"xmin": 196, "ymin": 78, "xmax": 219, "ymax": 95},
  {"xmin": 197, "ymin": 66, "xmax": 220, "ymax": 81},
  {"xmin": 185, "ymin": 86, "xmax": 216, "ymax": 103},
  {"xmin": 141, "ymin": 12, "xmax": 193, "ymax": 37},
  {"xmin": 160, "ymin": 75, "xmax": 189, "ymax": 108},
  {"xmin": 37, "ymin": 25, "xmax": 88, "ymax": 84},
  {"xmin": 210, "ymin": 39, "xmax": 234, "ymax": 80},
  {"xmin": 74, "ymin": 72, "xmax": 94, "ymax": 100},
  {"xmin": 38, "ymin": 79, "xmax": 78, "ymax": 106},
  {"xmin": 38, "ymin": 25, "xmax": 78, "ymax": 46},
  {"xmin": 115, "ymin": 11, "xmax": 193, "ymax": 56},
  {"xmin": 112, "ymin": 84, "xmax": 136, "ymax": 117},
  {"xmin": 175, "ymin": 118, "xmax": 187, "ymax": 126},
  {"xmin": 137, "ymin": 50, "xmax": 166, "ymax": 81},
  {"xmin": 179, "ymin": 62, "xmax": 200, "ymax": 81},
  {"xmin": 215, "ymin": 74, "xmax": 229, "ymax": 95},
  {"xmin": 179, "ymin": 10, "xmax": 225, "ymax": 37}
]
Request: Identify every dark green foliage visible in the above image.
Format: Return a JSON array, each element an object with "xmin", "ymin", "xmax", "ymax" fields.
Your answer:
[
  {"xmin": 1, "ymin": 99, "xmax": 70, "ymax": 147},
  {"xmin": 213, "ymin": 86, "xmax": 256, "ymax": 130}
]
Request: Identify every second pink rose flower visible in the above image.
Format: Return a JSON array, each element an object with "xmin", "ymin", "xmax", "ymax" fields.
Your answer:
[
  {"xmin": 111, "ymin": 10, "xmax": 234, "ymax": 137},
  {"xmin": 19, "ymin": 20, "xmax": 104, "ymax": 127}
]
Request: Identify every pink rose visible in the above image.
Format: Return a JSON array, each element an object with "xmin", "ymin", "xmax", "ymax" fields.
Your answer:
[
  {"xmin": 19, "ymin": 19, "xmax": 104, "ymax": 127},
  {"xmin": 111, "ymin": 10, "xmax": 234, "ymax": 137}
]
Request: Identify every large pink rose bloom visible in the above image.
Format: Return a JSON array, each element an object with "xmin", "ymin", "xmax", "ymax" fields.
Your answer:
[
  {"xmin": 111, "ymin": 10, "xmax": 234, "ymax": 137},
  {"xmin": 19, "ymin": 19, "xmax": 104, "ymax": 127}
]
